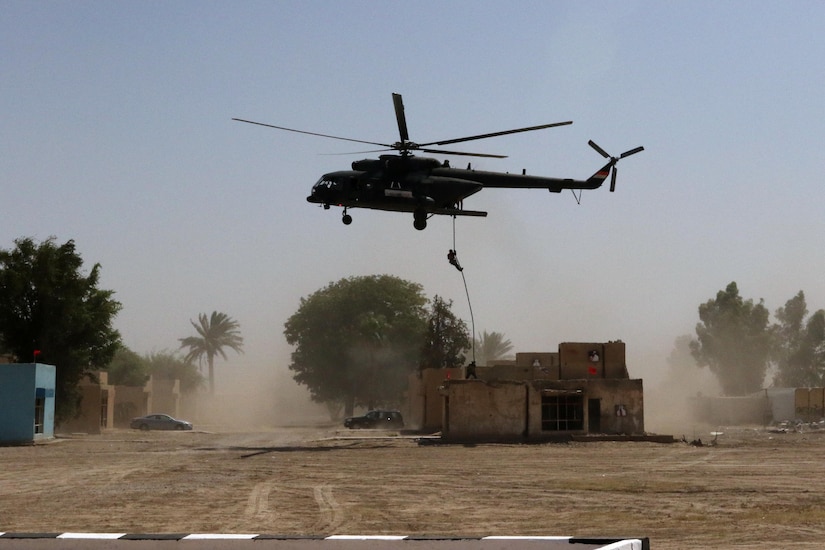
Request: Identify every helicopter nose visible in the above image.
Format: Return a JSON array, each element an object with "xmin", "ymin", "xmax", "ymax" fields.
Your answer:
[
  {"xmin": 308, "ymin": 183, "xmax": 335, "ymax": 204},
  {"xmin": 308, "ymin": 183, "xmax": 324, "ymax": 201},
  {"xmin": 307, "ymin": 186, "xmax": 322, "ymax": 202}
]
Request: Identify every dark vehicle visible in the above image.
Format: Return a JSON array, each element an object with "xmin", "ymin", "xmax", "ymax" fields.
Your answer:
[
  {"xmin": 130, "ymin": 414, "xmax": 193, "ymax": 431},
  {"xmin": 344, "ymin": 410, "xmax": 404, "ymax": 429}
]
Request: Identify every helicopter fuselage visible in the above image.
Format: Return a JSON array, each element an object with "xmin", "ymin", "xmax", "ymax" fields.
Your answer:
[
  {"xmin": 307, "ymin": 170, "xmax": 484, "ymax": 214},
  {"xmin": 307, "ymin": 155, "xmax": 486, "ymax": 225},
  {"xmin": 306, "ymin": 153, "xmax": 615, "ymax": 229}
]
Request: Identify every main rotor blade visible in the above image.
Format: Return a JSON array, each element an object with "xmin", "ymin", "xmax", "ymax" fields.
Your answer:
[
  {"xmin": 588, "ymin": 140, "xmax": 610, "ymax": 159},
  {"xmin": 232, "ymin": 118, "xmax": 391, "ymax": 148},
  {"xmin": 610, "ymin": 167, "xmax": 617, "ymax": 192},
  {"xmin": 620, "ymin": 146, "xmax": 645, "ymax": 158},
  {"xmin": 392, "ymin": 93, "xmax": 410, "ymax": 143},
  {"xmin": 421, "ymin": 121, "xmax": 573, "ymax": 147},
  {"xmin": 320, "ymin": 148, "xmax": 395, "ymax": 156},
  {"xmin": 419, "ymin": 147, "xmax": 507, "ymax": 159}
]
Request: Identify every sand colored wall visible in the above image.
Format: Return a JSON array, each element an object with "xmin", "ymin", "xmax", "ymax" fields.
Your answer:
[
  {"xmin": 558, "ymin": 341, "xmax": 628, "ymax": 380},
  {"xmin": 442, "ymin": 380, "xmax": 528, "ymax": 440},
  {"xmin": 57, "ymin": 371, "xmax": 114, "ymax": 434},
  {"xmin": 443, "ymin": 377, "xmax": 645, "ymax": 441},
  {"xmin": 408, "ymin": 368, "xmax": 463, "ymax": 433}
]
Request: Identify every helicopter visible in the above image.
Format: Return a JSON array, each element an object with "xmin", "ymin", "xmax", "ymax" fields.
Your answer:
[{"xmin": 234, "ymin": 93, "xmax": 643, "ymax": 230}]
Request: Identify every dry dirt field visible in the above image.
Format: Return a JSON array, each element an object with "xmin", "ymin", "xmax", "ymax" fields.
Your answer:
[{"xmin": 2, "ymin": 425, "xmax": 825, "ymax": 549}]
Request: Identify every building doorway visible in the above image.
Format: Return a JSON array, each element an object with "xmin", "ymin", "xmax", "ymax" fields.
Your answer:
[
  {"xmin": 34, "ymin": 388, "xmax": 46, "ymax": 434},
  {"xmin": 100, "ymin": 389, "xmax": 109, "ymax": 428},
  {"xmin": 588, "ymin": 398, "xmax": 601, "ymax": 433}
]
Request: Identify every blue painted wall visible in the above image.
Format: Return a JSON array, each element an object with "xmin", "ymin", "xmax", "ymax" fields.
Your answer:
[{"xmin": 0, "ymin": 363, "xmax": 56, "ymax": 443}]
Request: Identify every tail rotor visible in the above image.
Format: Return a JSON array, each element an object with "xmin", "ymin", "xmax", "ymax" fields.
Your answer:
[{"xmin": 588, "ymin": 140, "xmax": 644, "ymax": 192}]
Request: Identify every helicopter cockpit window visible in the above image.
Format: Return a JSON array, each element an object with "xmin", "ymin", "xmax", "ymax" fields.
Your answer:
[{"xmin": 313, "ymin": 176, "xmax": 340, "ymax": 191}]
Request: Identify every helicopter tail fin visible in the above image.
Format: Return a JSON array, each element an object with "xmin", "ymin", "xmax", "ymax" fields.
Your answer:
[{"xmin": 584, "ymin": 161, "xmax": 614, "ymax": 190}]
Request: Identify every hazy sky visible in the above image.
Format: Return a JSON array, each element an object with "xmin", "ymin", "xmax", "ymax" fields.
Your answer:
[{"xmin": 3, "ymin": 1, "xmax": 824, "ymax": 390}]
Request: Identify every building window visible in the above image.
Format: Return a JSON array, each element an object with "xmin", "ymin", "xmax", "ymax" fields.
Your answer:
[
  {"xmin": 34, "ymin": 396, "xmax": 45, "ymax": 434},
  {"xmin": 541, "ymin": 394, "xmax": 584, "ymax": 431}
]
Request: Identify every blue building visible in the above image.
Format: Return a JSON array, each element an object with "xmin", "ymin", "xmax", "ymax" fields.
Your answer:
[{"xmin": 0, "ymin": 363, "xmax": 56, "ymax": 443}]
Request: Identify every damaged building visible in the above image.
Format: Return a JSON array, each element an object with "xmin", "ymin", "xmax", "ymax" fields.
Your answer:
[{"xmin": 410, "ymin": 341, "xmax": 647, "ymax": 442}]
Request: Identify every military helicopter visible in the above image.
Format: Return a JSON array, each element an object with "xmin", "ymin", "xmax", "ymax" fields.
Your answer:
[{"xmin": 234, "ymin": 93, "xmax": 643, "ymax": 230}]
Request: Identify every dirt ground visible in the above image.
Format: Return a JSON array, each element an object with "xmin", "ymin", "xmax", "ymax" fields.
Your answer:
[{"xmin": 3, "ymin": 425, "xmax": 825, "ymax": 549}]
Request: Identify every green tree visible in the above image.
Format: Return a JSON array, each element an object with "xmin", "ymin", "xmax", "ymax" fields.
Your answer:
[
  {"xmin": 690, "ymin": 282, "xmax": 772, "ymax": 395},
  {"xmin": 772, "ymin": 291, "xmax": 825, "ymax": 387},
  {"xmin": 420, "ymin": 295, "xmax": 471, "ymax": 370},
  {"xmin": 106, "ymin": 346, "xmax": 150, "ymax": 386},
  {"xmin": 0, "ymin": 237, "xmax": 121, "ymax": 422},
  {"xmin": 472, "ymin": 330, "xmax": 514, "ymax": 366},
  {"xmin": 284, "ymin": 275, "xmax": 428, "ymax": 415},
  {"xmin": 146, "ymin": 350, "xmax": 205, "ymax": 393},
  {"xmin": 179, "ymin": 311, "xmax": 244, "ymax": 395}
]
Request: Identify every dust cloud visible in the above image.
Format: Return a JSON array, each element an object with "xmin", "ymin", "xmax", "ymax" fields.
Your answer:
[
  {"xmin": 175, "ymin": 341, "xmax": 722, "ymax": 438},
  {"xmin": 185, "ymin": 363, "xmax": 328, "ymax": 430},
  {"xmin": 643, "ymin": 335, "xmax": 721, "ymax": 436}
]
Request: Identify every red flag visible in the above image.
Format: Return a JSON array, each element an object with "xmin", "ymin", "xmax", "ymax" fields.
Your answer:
[{"xmin": 33, "ymin": 350, "xmax": 41, "ymax": 362}]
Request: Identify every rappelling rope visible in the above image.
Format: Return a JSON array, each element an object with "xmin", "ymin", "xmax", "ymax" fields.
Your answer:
[{"xmin": 452, "ymin": 216, "xmax": 476, "ymax": 363}]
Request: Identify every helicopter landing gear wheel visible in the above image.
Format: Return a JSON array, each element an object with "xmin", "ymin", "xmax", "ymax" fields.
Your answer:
[
  {"xmin": 342, "ymin": 209, "xmax": 352, "ymax": 225},
  {"xmin": 413, "ymin": 208, "xmax": 427, "ymax": 230}
]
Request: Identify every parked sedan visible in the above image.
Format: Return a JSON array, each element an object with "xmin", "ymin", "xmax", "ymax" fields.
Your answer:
[
  {"xmin": 130, "ymin": 414, "xmax": 193, "ymax": 431},
  {"xmin": 344, "ymin": 409, "xmax": 404, "ymax": 429}
]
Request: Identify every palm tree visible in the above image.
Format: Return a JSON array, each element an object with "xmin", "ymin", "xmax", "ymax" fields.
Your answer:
[
  {"xmin": 179, "ymin": 311, "xmax": 244, "ymax": 395},
  {"xmin": 473, "ymin": 330, "xmax": 514, "ymax": 366}
]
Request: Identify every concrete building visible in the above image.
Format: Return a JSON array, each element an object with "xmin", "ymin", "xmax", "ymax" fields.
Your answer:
[
  {"xmin": 0, "ymin": 363, "xmax": 56, "ymax": 444},
  {"xmin": 57, "ymin": 373, "xmax": 183, "ymax": 432},
  {"xmin": 411, "ymin": 341, "xmax": 647, "ymax": 442},
  {"xmin": 58, "ymin": 371, "xmax": 115, "ymax": 434},
  {"xmin": 407, "ymin": 367, "xmax": 463, "ymax": 433}
]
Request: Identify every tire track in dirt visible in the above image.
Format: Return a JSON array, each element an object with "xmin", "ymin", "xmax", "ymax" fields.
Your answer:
[
  {"xmin": 244, "ymin": 481, "xmax": 345, "ymax": 533},
  {"xmin": 245, "ymin": 481, "xmax": 272, "ymax": 518},
  {"xmin": 311, "ymin": 484, "xmax": 344, "ymax": 533}
]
